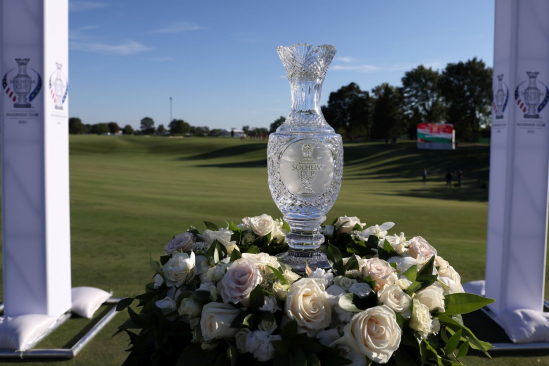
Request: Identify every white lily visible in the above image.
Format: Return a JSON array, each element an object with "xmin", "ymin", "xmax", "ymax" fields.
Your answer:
[
  {"xmin": 359, "ymin": 222, "xmax": 395, "ymax": 240},
  {"xmin": 385, "ymin": 232, "xmax": 408, "ymax": 254}
]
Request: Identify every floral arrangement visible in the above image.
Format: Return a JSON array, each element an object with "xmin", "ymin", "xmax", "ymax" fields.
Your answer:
[{"xmin": 117, "ymin": 214, "xmax": 494, "ymax": 366}]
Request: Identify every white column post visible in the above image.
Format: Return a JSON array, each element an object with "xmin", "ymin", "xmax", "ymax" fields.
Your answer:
[
  {"xmin": 0, "ymin": 0, "xmax": 71, "ymax": 317},
  {"xmin": 486, "ymin": 0, "xmax": 549, "ymax": 314}
]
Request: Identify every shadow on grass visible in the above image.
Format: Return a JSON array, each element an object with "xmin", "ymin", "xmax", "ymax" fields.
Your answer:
[
  {"xmin": 377, "ymin": 186, "xmax": 489, "ymax": 202},
  {"xmin": 179, "ymin": 143, "xmax": 266, "ymax": 161},
  {"xmin": 196, "ymin": 159, "xmax": 268, "ymax": 168}
]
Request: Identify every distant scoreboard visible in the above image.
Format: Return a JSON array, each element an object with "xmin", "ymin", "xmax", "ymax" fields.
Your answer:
[{"xmin": 417, "ymin": 123, "xmax": 455, "ymax": 150}]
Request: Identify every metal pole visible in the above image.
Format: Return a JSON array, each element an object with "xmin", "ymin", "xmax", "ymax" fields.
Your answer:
[{"xmin": 170, "ymin": 97, "xmax": 172, "ymax": 123}]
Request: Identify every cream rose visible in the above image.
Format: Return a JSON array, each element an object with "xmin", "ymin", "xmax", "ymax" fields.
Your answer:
[
  {"xmin": 361, "ymin": 257, "xmax": 397, "ymax": 289},
  {"xmin": 435, "ymin": 277, "xmax": 464, "ymax": 295},
  {"xmin": 249, "ymin": 214, "xmax": 276, "ymax": 237},
  {"xmin": 285, "ymin": 278, "xmax": 332, "ymax": 336},
  {"xmin": 340, "ymin": 305, "xmax": 401, "ymax": 364},
  {"xmin": 271, "ymin": 220, "xmax": 287, "ymax": 243},
  {"xmin": 200, "ymin": 302, "xmax": 240, "ymax": 341},
  {"xmin": 235, "ymin": 328, "xmax": 250, "ymax": 353},
  {"xmin": 242, "ymin": 252, "xmax": 281, "ymax": 270},
  {"xmin": 203, "ymin": 228, "xmax": 235, "ymax": 248},
  {"xmin": 335, "ymin": 216, "xmax": 364, "ymax": 234},
  {"xmin": 415, "ymin": 285, "xmax": 445, "ymax": 312},
  {"xmin": 378, "ymin": 284, "xmax": 412, "ymax": 318},
  {"xmin": 309, "ymin": 268, "xmax": 334, "ymax": 288},
  {"xmin": 162, "ymin": 252, "xmax": 196, "ymax": 287},
  {"xmin": 218, "ymin": 258, "xmax": 262, "ymax": 306},
  {"xmin": 385, "ymin": 232, "xmax": 408, "ymax": 254},
  {"xmin": 348, "ymin": 282, "xmax": 373, "ymax": 299},
  {"xmin": 165, "ymin": 232, "xmax": 194, "ymax": 254},
  {"xmin": 407, "ymin": 236, "xmax": 437, "ymax": 261},
  {"xmin": 438, "ymin": 265, "xmax": 461, "ymax": 283},
  {"xmin": 409, "ymin": 299, "xmax": 432, "ymax": 338},
  {"xmin": 396, "ymin": 277, "xmax": 413, "ymax": 291},
  {"xmin": 272, "ymin": 282, "xmax": 290, "ymax": 301},
  {"xmin": 258, "ymin": 319, "xmax": 277, "ymax": 334},
  {"xmin": 178, "ymin": 297, "xmax": 201, "ymax": 317},
  {"xmin": 155, "ymin": 297, "xmax": 176, "ymax": 316}
]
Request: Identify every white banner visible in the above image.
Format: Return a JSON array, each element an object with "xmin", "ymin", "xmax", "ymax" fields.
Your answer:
[
  {"xmin": 486, "ymin": 0, "xmax": 549, "ymax": 314},
  {"xmin": 0, "ymin": 0, "xmax": 71, "ymax": 317}
]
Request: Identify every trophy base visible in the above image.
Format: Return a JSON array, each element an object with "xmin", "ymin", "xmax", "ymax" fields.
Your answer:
[
  {"xmin": 277, "ymin": 248, "xmax": 330, "ymax": 274},
  {"xmin": 14, "ymin": 103, "xmax": 31, "ymax": 108},
  {"xmin": 525, "ymin": 113, "xmax": 539, "ymax": 119}
]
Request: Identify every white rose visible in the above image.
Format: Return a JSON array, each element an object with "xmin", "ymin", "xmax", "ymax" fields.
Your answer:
[
  {"xmin": 385, "ymin": 232, "xmax": 408, "ymax": 254},
  {"xmin": 153, "ymin": 273, "xmax": 164, "ymax": 289},
  {"xmin": 409, "ymin": 299, "xmax": 432, "ymax": 338},
  {"xmin": 309, "ymin": 268, "xmax": 334, "ymax": 288},
  {"xmin": 438, "ymin": 265, "xmax": 461, "ymax": 284},
  {"xmin": 378, "ymin": 284, "xmax": 412, "ymax": 318},
  {"xmin": 435, "ymin": 256, "xmax": 449, "ymax": 268},
  {"xmin": 218, "ymin": 258, "xmax": 262, "ymax": 306},
  {"xmin": 322, "ymin": 225, "xmax": 335, "ymax": 238},
  {"xmin": 203, "ymin": 228, "xmax": 235, "ymax": 248},
  {"xmin": 335, "ymin": 303, "xmax": 354, "ymax": 323},
  {"xmin": 162, "ymin": 252, "xmax": 196, "ymax": 287},
  {"xmin": 272, "ymin": 282, "xmax": 290, "ymax": 301},
  {"xmin": 200, "ymin": 302, "xmax": 240, "ymax": 341},
  {"xmin": 194, "ymin": 255, "xmax": 208, "ymax": 275},
  {"xmin": 348, "ymin": 282, "xmax": 373, "ymax": 299},
  {"xmin": 242, "ymin": 252, "xmax": 281, "ymax": 270},
  {"xmin": 246, "ymin": 331, "xmax": 281, "ymax": 362},
  {"xmin": 271, "ymin": 220, "xmax": 287, "ymax": 243},
  {"xmin": 431, "ymin": 318, "xmax": 441, "ymax": 334},
  {"xmin": 396, "ymin": 277, "xmax": 413, "ymax": 290},
  {"xmin": 361, "ymin": 257, "xmax": 397, "ymax": 289},
  {"xmin": 238, "ymin": 217, "xmax": 251, "ymax": 231},
  {"xmin": 326, "ymin": 284, "xmax": 347, "ymax": 306},
  {"xmin": 178, "ymin": 297, "xmax": 201, "ymax": 317},
  {"xmin": 359, "ymin": 222, "xmax": 395, "ymax": 240},
  {"xmin": 340, "ymin": 305, "xmax": 401, "ymax": 364},
  {"xmin": 435, "ymin": 277, "xmax": 464, "ymax": 295},
  {"xmin": 335, "ymin": 216, "xmax": 364, "ymax": 234},
  {"xmin": 416, "ymin": 285, "xmax": 445, "ymax": 312},
  {"xmin": 388, "ymin": 256, "xmax": 417, "ymax": 274},
  {"xmin": 235, "ymin": 328, "xmax": 250, "ymax": 353},
  {"xmin": 334, "ymin": 276, "xmax": 357, "ymax": 291},
  {"xmin": 283, "ymin": 269, "xmax": 300, "ymax": 284},
  {"xmin": 408, "ymin": 236, "xmax": 437, "ymax": 261},
  {"xmin": 285, "ymin": 278, "xmax": 332, "ymax": 336},
  {"xmin": 155, "ymin": 297, "xmax": 176, "ymax": 318},
  {"xmin": 205, "ymin": 262, "xmax": 230, "ymax": 283},
  {"xmin": 249, "ymin": 214, "xmax": 276, "ymax": 237},
  {"xmin": 258, "ymin": 319, "xmax": 277, "ymax": 334},
  {"xmin": 259, "ymin": 296, "xmax": 279, "ymax": 313},
  {"xmin": 165, "ymin": 232, "xmax": 194, "ymax": 254}
]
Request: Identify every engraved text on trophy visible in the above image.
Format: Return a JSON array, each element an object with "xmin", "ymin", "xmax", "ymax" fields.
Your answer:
[{"xmin": 292, "ymin": 143, "xmax": 323, "ymax": 195}]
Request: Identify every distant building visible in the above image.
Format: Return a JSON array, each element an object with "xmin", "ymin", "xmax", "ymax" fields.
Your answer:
[{"xmin": 220, "ymin": 128, "xmax": 246, "ymax": 138}]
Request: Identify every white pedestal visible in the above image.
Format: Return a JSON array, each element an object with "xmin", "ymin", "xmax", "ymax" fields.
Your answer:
[
  {"xmin": 0, "ymin": 0, "xmax": 71, "ymax": 317},
  {"xmin": 486, "ymin": 0, "xmax": 549, "ymax": 314}
]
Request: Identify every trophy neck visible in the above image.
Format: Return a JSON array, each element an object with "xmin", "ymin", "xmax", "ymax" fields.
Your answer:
[
  {"xmin": 17, "ymin": 64, "xmax": 27, "ymax": 75},
  {"xmin": 290, "ymin": 80, "xmax": 323, "ymax": 116}
]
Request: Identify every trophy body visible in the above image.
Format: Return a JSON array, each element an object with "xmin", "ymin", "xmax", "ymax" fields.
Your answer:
[
  {"xmin": 12, "ymin": 58, "xmax": 33, "ymax": 108},
  {"xmin": 268, "ymin": 44, "xmax": 343, "ymax": 272},
  {"xmin": 524, "ymin": 72, "xmax": 541, "ymax": 118}
]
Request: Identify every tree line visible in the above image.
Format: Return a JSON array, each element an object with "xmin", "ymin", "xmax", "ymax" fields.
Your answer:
[{"xmin": 315, "ymin": 58, "xmax": 492, "ymax": 142}]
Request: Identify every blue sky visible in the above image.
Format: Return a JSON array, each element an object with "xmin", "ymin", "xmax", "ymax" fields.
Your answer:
[{"xmin": 69, "ymin": 0, "xmax": 495, "ymax": 130}]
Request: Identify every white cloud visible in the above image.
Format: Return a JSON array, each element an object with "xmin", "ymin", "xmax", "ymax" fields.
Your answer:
[
  {"xmin": 150, "ymin": 22, "xmax": 203, "ymax": 34},
  {"xmin": 71, "ymin": 40, "xmax": 152, "ymax": 55},
  {"xmin": 332, "ymin": 61, "xmax": 444, "ymax": 73},
  {"xmin": 332, "ymin": 64, "xmax": 383, "ymax": 72},
  {"xmin": 69, "ymin": 25, "xmax": 99, "ymax": 40},
  {"xmin": 337, "ymin": 56, "xmax": 356, "ymax": 63},
  {"xmin": 69, "ymin": 1, "xmax": 108, "ymax": 12},
  {"xmin": 279, "ymin": 75, "xmax": 287, "ymax": 79}
]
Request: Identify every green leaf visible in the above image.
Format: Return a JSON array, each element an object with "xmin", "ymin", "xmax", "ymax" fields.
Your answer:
[
  {"xmin": 394, "ymin": 312, "xmax": 407, "ymax": 328},
  {"xmin": 116, "ymin": 297, "xmax": 134, "ymax": 312},
  {"xmin": 417, "ymin": 274, "xmax": 437, "ymax": 290},
  {"xmin": 406, "ymin": 281, "xmax": 422, "ymax": 295},
  {"xmin": 229, "ymin": 222, "xmax": 242, "ymax": 242},
  {"xmin": 417, "ymin": 255, "xmax": 435, "ymax": 277},
  {"xmin": 306, "ymin": 353, "xmax": 321, "ymax": 366},
  {"xmin": 444, "ymin": 293, "xmax": 496, "ymax": 315},
  {"xmin": 366, "ymin": 235, "xmax": 379, "ymax": 249},
  {"xmin": 347, "ymin": 241, "xmax": 372, "ymax": 257},
  {"xmin": 160, "ymin": 255, "xmax": 171, "ymax": 265},
  {"xmin": 327, "ymin": 244, "xmax": 343, "ymax": 273},
  {"xmin": 230, "ymin": 248, "xmax": 242, "ymax": 261},
  {"xmin": 250, "ymin": 285, "xmax": 265, "ymax": 312},
  {"xmin": 393, "ymin": 348, "xmax": 418, "ymax": 366},
  {"xmin": 230, "ymin": 311, "xmax": 251, "ymax": 328},
  {"xmin": 176, "ymin": 343, "xmax": 217, "ymax": 366},
  {"xmin": 242, "ymin": 313, "xmax": 258, "ymax": 328},
  {"xmin": 281, "ymin": 320, "xmax": 298, "ymax": 340},
  {"xmin": 246, "ymin": 245, "xmax": 260, "ymax": 254},
  {"xmin": 445, "ymin": 329, "xmax": 462, "ymax": 355},
  {"xmin": 294, "ymin": 334, "xmax": 324, "ymax": 355},
  {"xmin": 127, "ymin": 307, "xmax": 146, "ymax": 327},
  {"xmin": 268, "ymin": 266, "xmax": 288, "ymax": 285},
  {"xmin": 283, "ymin": 220, "xmax": 291, "ymax": 232},
  {"xmin": 149, "ymin": 255, "xmax": 162, "ymax": 274},
  {"xmin": 204, "ymin": 221, "xmax": 219, "ymax": 231},
  {"xmin": 341, "ymin": 255, "xmax": 359, "ymax": 274},
  {"xmin": 290, "ymin": 348, "xmax": 307, "ymax": 366},
  {"xmin": 353, "ymin": 291, "xmax": 377, "ymax": 310},
  {"xmin": 338, "ymin": 293, "xmax": 361, "ymax": 312},
  {"xmin": 438, "ymin": 314, "xmax": 492, "ymax": 358},
  {"xmin": 402, "ymin": 265, "xmax": 418, "ymax": 282},
  {"xmin": 457, "ymin": 340, "xmax": 469, "ymax": 358},
  {"xmin": 272, "ymin": 340, "xmax": 291, "ymax": 355}
]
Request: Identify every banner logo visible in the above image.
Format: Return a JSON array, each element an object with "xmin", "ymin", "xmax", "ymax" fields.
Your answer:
[
  {"xmin": 493, "ymin": 74, "xmax": 509, "ymax": 119},
  {"xmin": 2, "ymin": 58, "xmax": 42, "ymax": 108},
  {"xmin": 515, "ymin": 71, "xmax": 549, "ymax": 119},
  {"xmin": 49, "ymin": 62, "xmax": 68, "ymax": 110}
]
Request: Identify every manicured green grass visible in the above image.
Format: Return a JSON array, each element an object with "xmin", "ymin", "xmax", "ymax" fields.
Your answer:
[{"xmin": 0, "ymin": 135, "xmax": 547, "ymax": 365}]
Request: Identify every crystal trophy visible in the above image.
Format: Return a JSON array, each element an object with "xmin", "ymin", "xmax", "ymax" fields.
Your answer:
[
  {"xmin": 12, "ymin": 58, "xmax": 33, "ymax": 108},
  {"xmin": 54, "ymin": 63, "xmax": 64, "ymax": 110},
  {"xmin": 268, "ymin": 44, "xmax": 343, "ymax": 272}
]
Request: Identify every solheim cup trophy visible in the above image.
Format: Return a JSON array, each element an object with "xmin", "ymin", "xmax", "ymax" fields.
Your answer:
[
  {"xmin": 12, "ymin": 58, "xmax": 33, "ymax": 108},
  {"xmin": 54, "ymin": 63, "xmax": 64, "ymax": 110},
  {"xmin": 268, "ymin": 44, "xmax": 343, "ymax": 273},
  {"xmin": 524, "ymin": 71, "xmax": 541, "ymax": 118}
]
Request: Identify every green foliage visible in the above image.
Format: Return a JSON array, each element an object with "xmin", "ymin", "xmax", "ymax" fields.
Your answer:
[
  {"xmin": 122, "ymin": 124, "xmax": 134, "ymax": 135},
  {"xmin": 140, "ymin": 116, "xmax": 155, "ymax": 134},
  {"xmin": 169, "ymin": 119, "xmax": 191, "ymax": 134},
  {"xmin": 371, "ymin": 83, "xmax": 406, "ymax": 141},
  {"xmin": 68, "ymin": 117, "xmax": 86, "ymax": 134},
  {"xmin": 269, "ymin": 116, "xmax": 286, "ymax": 133},
  {"xmin": 444, "ymin": 293, "xmax": 495, "ymax": 315}
]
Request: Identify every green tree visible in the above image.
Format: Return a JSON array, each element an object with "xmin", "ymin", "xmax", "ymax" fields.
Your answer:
[
  {"xmin": 269, "ymin": 116, "xmax": 286, "ymax": 133},
  {"xmin": 193, "ymin": 126, "xmax": 210, "ymax": 136},
  {"xmin": 439, "ymin": 58, "xmax": 492, "ymax": 142},
  {"xmin": 157, "ymin": 124, "xmax": 166, "ymax": 134},
  {"xmin": 401, "ymin": 65, "xmax": 445, "ymax": 139},
  {"xmin": 168, "ymin": 119, "xmax": 191, "ymax": 134},
  {"xmin": 209, "ymin": 129, "xmax": 222, "ymax": 136},
  {"xmin": 242, "ymin": 125, "xmax": 250, "ymax": 136},
  {"xmin": 140, "ymin": 117, "xmax": 155, "ymax": 134},
  {"xmin": 371, "ymin": 83, "xmax": 406, "ymax": 142},
  {"xmin": 90, "ymin": 123, "xmax": 109, "ymax": 135},
  {"xmin": 122, "ymin": 125, "xmax": 134, "ymax": 135},
  {"xmin": 107, "ymin": 122, "xmax": 120, "ymax": 134},
  {"xmin": 322, "ymin": 82, "xmax": 371, "ymax": 140},
  {"xmin": 68, "ymin": 117, "xmax": 86, "ymax": 134}
]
